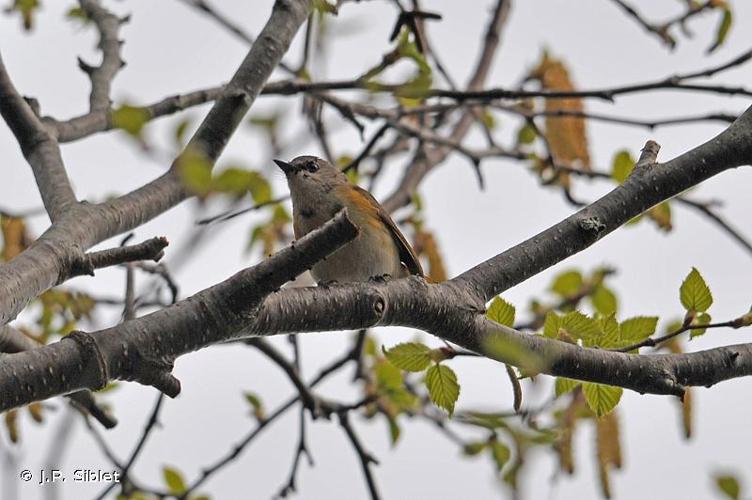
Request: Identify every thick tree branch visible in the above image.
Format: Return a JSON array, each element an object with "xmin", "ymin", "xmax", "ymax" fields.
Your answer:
[
  {"xmin": 0, "ymin": 53, "xmax": 76, "ymax": 221},
  {"xmin": 0, "ymin": 210, "xmax": 356, "ymax": 410},
  {"xmin": 0, "ymin": 325, "xmax": 116, "ymax": 428},
  {"xmin": 0, "ymin": 0, "xmax": 311, "ymax": 326},
  {"xmin": 454, "ymin": 106, "xmax": 752, "ymax": 302}
]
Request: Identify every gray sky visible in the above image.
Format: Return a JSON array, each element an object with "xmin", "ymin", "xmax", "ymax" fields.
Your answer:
[{"xmin": 1, "ymin": 0, "xmax": 752, "ymax": 499}]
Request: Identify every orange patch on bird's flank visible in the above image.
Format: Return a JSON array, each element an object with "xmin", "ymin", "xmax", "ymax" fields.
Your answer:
[{"xmin": 338, "ymin": 185, "xmax": 384, "ymax": 230}]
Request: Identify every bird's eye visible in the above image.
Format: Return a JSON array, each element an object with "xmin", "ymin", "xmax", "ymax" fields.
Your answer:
[{"xmin": 304, "ymin": 161, "xmax": 319, "ymax": 173}]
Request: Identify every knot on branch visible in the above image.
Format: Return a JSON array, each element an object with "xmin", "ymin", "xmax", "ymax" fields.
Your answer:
[
  {"xmin": 577, "ymin": 216, "xmax": 605, "ymax": 235},
  {"xmin": 636, "ymin": 140, "xmax": 661, "ymax": 169},
  {"xmin": 63, "ymin": 330, "xmax": 109, "ymax": 390},
  {"xmin": 128, "ymin": 353, "xmax": 181, "ymax": 398}
]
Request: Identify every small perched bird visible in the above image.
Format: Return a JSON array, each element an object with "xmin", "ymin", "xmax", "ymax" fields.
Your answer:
[{"xmin": 274, "ymin": 156, "xmax": 423, "ymax": 284}]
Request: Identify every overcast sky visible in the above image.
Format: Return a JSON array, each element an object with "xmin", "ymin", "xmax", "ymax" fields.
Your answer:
[{"xmin": 1, "ymin": 1, "xmax": 752, "ymax": 499}]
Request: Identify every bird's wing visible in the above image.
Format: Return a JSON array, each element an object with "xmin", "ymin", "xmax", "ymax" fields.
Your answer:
[{"xmin": 353, "ymin": 186, "xmax": 424, "ymax": 277}]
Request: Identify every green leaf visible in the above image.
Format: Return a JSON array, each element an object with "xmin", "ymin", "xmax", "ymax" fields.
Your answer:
[
  {"xmin": 555, "ymin": 377, "xmax": 580, "ymax": 397},
  {"xmin": 425, "ymin": 364, "xmax": 460, "ymax": 416},
  {"xmin": 708, "ymin": 7, "xmax": 733, "ymax": 54},
  {"xmin": 582, "ymin": 383, "xmax": 622, "ymax": 417},
  {"xmin": 598, "ymin": 314, "xmax": 620, "ymax": 348},
  {"xmin": 162, "ymin": 466, "xmax": 187, "ymax": 496},
  {"xmin": 211, "ymin": 168, "xmax": 253, "ymax": 196},
  {"xmin": 481, "ymin": 111, "xmax": 497, "ymax": 130},
  {"xmin": 591, "ymin": 285, "xmax": 617, "ymax": 316},
  {"xmin": 312, "ymin": 0, "xmax": 338, "ymax": 15},
  {"xmin": 374, "ymin": 359, "xmax": 403, "ymax": 391},
  {"xmin": 462, "ymin": 441, "xmax": 487, "ymax": 456},
  {"xmin": 383, "ymin": 342, "xmax": 432, "ymax": 372},
  {"xmin": 490, "ymin": 441, "xmax": 511, "ymax": 470},
  {"xmin": 66, "ymin": 6, "xmax": 91, "ymax": 25},
  {"xmin": 689, "ymin": 312, "xmax": 712, "ymax": 339},
  {"xmin": 243, "ymin": 392, "xmax": 265, "ymax": 420},
  {"xmin": 542, "ymin": 311, "xmax": 561, "ymax": 339},
  {"xmin": 550, "ymin": 270, "xmax": 583, "ymax": 297},
  {"xmin": 715, "ymin": 474, "xmax": 741, "ymax": 500},
  {"xmin": 460, "ymin": 411, "xmax": 509, "ymax": 430},
  {"xmin": 647, "ymin": 202, "xmax": 673, "ymax": 232},
  {"xmin": 9, "ymin": 0, "xmax": 39, "ymax": 30},
  {"xmin": 111, "ymin": 105, "xmax": 151, "ymax": 136},
  {"xmin": 375, "ymin": 360, "xmax": 418, "ymax": 409},
  {"xmin": 516, "ymin": 123, "xmax": 537, "ymax": 145},
  {"xmin": 247, "ymin": 171, "xmax": 272, "ymax": 204},
  {"xmin": 177, "ymin": 150, "xmax": 212, "ymax": 196},
  {"xmin": 611, "ymin": 150, "xmax": 635, "ymax": 184},
  {"xmin": 484, "ymin": 337, "xmax": 547, "ymax": 374},
  {"xmin": 487, "ymin": 296, "xmax": 516, "ymax": 327},
  {"xmin": 619, "ymin": 316, "xmax": 658, "ymax": 343},
  {"xmin": 387, "ymin": 415, "xmax": 401, "ymax": 446},
  {"xmin": 680, "ymin": 268, "xmax": 713, "ymax": 312},
  {"xmin": 173, "ymin": 118, "xmax": 192, "ymax": 147},
  {"xmin": 561, "ymin": 311, "xmax": 601, "ymax": 342}
]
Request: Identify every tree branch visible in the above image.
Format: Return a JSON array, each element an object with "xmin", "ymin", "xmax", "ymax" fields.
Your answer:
[
  {"xmin": 454, "ymin": 106, "xmax": 752, "ymax": 303},
  {"xmin": 0, "ymin": 0, "xmax": 311, "ymax": 327},
  {"xmin": 0, "ymin": 209, "xmax": 357, "ymax": 410},
  {"xmin": 0, "ymin": 53, "xmax": 76, "ymax": 221}
]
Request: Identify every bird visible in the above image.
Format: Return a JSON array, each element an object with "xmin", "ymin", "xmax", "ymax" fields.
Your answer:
[{"xmin": 274, "ymin": 156, "xmax": 423, "ymax": 284}]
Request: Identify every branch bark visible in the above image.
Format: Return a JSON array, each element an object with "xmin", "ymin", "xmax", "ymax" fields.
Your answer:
[
  {"xmin": 0, "ymin": 0, "xmax": 312, "ymax": 326},
  {"xmin": 0, "ymin": 210, "xmax": 356, "ymax": 410}
]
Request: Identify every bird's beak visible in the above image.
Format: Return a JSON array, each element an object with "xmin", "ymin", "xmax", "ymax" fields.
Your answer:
[{"xmin": 273, "ymin": 159, "xmax": 295, "ymax": 175}]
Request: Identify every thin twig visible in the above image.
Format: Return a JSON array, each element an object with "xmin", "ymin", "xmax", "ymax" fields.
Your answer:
[{"xmin": 337, "ymin": 411, "xmax": 381, "ymax": 500}]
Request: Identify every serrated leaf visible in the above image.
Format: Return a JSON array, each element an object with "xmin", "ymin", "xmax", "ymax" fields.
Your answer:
[
  {"xmin": 611, "ymin": 150, "xmax": 634, "ymax": 184},
  {"xmin": 619, "ymin": 316, "xmax": 658, "ymax": 343},
  {"xmin": 383, "ymin": 342, "xmax": 432, "ymax": 372},
  {"xmin": 715, "ymin": 474, "xmax": 741, "ymax": 500},
  {"xmin": 680, "ymin": 268, "xmax": 713, "ymax": 312},
  {"xmin": 555, "ymin": 377, "xmax": 580, "ymax": 397},
  {"xmin": 583, "ymin": 383, "xmax": 622, "ymax": 417},
  {"xmin": 111, "ymin": 105, "xmax": 151, "ymax": 137},
  {"xmin": 598, "ymin": 314, "xmax": 620, "ymax": 348},
  {"xmin": 561, "ymin": 311, "xmax": 601, "ymax": 342},
  {"xmin": 425, "ymin": 364, "xmax": 460, "ymax": 416},
  {"xmin": 591, "ymin": 285, "xmax": 617, "ymax": 316},
  {"xmin": 490, "ymin": 441, "xmax": 511, "ymax": 470},
  {"xmin": 487, "ymin": 296, "xmax": 516, "ymax": 327},
  {"xmin": 689, "ymin": 312, "xmax": 712, "ymax": 339},
  {"xmin": 162, "ymin": 466, "xmax": 187, "ymax": 495},
  {"xmin": 543, "ymin": 311, "xmax": 562, "ymax": 338},
  {"xmin": 551, "ymin": 270, "xmax": 583, "ymax": 297}
]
